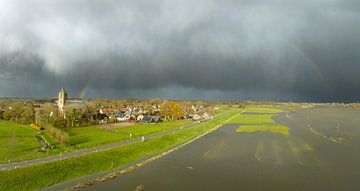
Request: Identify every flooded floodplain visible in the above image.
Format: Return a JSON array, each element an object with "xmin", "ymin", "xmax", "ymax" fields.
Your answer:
[{"xmin": 82, "ymin": 107, "xmax": 360, "ymax": 191}]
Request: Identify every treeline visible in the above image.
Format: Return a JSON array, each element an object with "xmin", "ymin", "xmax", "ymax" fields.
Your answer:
[
  {"xmin": 0, "ymin": 101, "xmax": 35, "ymax": 124},
  {"xmin": 0, "ymin": 99, "xmax": 220, "ymax": 125}
]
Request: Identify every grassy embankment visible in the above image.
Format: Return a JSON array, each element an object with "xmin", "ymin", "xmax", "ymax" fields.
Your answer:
[
  {"xmin": 225, "ymin": 114, "xmax": 275, "ymax": 124},
  {"xmin": 68, "ymin": 120, "xmax": 195, "ymax": 148},
  {"xmin": 226, "ymin": 106, "xmax": 289, "ymax": 136},
  {"xmin": 0, "ymin": 119, "xmax": 194, "ymax": 163},
  {"xmin": 0, "ymin": 120, "xmax": 66, "ymax": 163},
  {"xmin": 68, "ymin": 105, "xmax": 229, "ymax": 149},
  {"xmin": 0, "ymin": 108, "xmax": 241, "ymax": 191},
  {"xmin": 245, "ymin": 106, "xmax": 284, "ymax": 113}
]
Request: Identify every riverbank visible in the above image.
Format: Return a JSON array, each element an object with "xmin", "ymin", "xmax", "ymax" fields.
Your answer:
[{"xmin": 0, "ymin": 109, "xmax": 241, "ymax": 191}]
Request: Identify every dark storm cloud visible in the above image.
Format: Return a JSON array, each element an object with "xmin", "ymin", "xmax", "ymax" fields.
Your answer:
[{"xmin": 0, "ymin": 0, "xmax": 360, "ymax": 101}]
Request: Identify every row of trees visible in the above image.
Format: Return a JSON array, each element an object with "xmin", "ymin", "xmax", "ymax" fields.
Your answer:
[
  {"xmin": 0, "ymin": 99, "xmax": 218, "ymax": 126},
  {"xmin": 36, "ymin": 104, "xmax": 99, "ymax": 128},
  {"xmin": 1, "ymin": 102, "xmax": 35, "ymax": 124}
]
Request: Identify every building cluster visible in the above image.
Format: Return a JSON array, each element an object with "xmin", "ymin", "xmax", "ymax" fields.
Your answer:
[
  {"xmin": 56, "ymin": 88, "xmax": 214, "ymax": 125},
  {"xmin": 98, "ymin": 106, "xmax": 162, "ymax": 124}
]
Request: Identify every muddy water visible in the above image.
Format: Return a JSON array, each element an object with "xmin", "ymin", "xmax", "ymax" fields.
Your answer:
[{"xmin": 81, "ymin": 107, "xmax": 360, "ymax": 191}]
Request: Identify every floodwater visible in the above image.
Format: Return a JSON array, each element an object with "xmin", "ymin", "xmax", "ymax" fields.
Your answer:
[{"xmin": 81, "ymin": 107, "xmax": 360, "ymax": 191}]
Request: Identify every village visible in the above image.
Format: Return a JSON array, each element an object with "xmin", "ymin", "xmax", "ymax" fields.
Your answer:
[
  {"xmin": 0, "ymin": 88, "xmax": 219, "ymax": 152},
  {"xmin": 56, "ymin": 88, "xmax": 215, "ymax": 124}
]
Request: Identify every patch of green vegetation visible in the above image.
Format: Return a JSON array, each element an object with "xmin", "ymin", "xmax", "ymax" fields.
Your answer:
[
  {"xmin": 0, "ymin": 120, "xmax": 65, "ymax": 163},
  {"xmin": 245, "ymin": 106, "xmax": 283, "ymax": 113},
  {"xmin": 67, "ymin": 120, "xmax": 195, "ymax": 148},
  {"xmin": 287, "ymin": 140, "xmax": 302, "ymax": 156},
  {"xmin": 254, "ymin": 141, "xmax": 265, "ymax": 161},
  {"xmin": 273, "ymin": 141, "xmax": 283, "ymax": 164},
  {"xmin": 302, "ymin": 143, "xmax": 314, "ymax": 151},
  {"xmin": 225, "ymin": 114, "xmax": 276, "ymax": 124},
  {"xmin": 0, "ymin": 109, "xmax": 241, "ymax": 191},
  {"xmin": 236, "ymin": 124, "xmax": 290, "ymax": 136}
]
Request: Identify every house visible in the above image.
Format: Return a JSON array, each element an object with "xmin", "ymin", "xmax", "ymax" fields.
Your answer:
[
  {"xmin": 202, "ymin": 112, "xmax": 213, "ymax": 120},
  {"xmin": 124, "ymin": 107, "xmax": 132, "ymax": 116},
  {"xmin": 151, "ymin": 116, "xmax": 161, "ymax": 123},
  {"xmin": 98, "ymin": 113, "xmax": 108, "ymax": 124},
  {"xmin": 192, "ymin": 114, "xmax": 201, "ymax": 121},
  {"xmin": 137, "ymin": 114, "xmax": 144, "ymax": 121},
  {"xmin": 114, "ymin": 113, "xmax": 130, "ymax": 122},
  {"xmin": 99, "ymin": 108, "xmax": 117, "ymax": 116},
  {"xmin": 142, "ymin": 116, "xmax": 161, "ymax": 123}
]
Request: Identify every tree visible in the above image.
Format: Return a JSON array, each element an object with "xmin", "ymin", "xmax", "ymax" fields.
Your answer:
[
  {"xmin": 3, "ymin": 102, "xmax": 22, "ymax": 123},
  {"xmin": 160, "ymin": 101, "xmax": 172, "ymax": 120},
  {"xmin": 21, "ymin": 103, "xmax": 35, "ymax": 124},
  {"xmin": 66, "ymin": 108, "xmax": 83, "ymax": 127},
  {"xmin": 160, "ymin": 101, "xmax": 185, "ymax": 120},
  {"xmin": 170, "ymin": 101, "xmax": 185, "ymax": 120},
  {"xmin": 2, "ymin": 102, "xmax": 35, "ymax": 124}
]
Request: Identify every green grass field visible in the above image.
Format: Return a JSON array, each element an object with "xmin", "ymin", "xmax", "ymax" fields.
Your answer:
[
  {"xmin": 67, "ymin": 120, "xmax": 195, "ymax": 148},
  {"xmin": 225, "ymin": 114, "xmax": 276, "ymax": 124},
  {"xmin": 0, "ymin": 120, "xmax": 66, "ymax": 163},
  {"xmin": 0, "ymin": 119, "xmax": 194, "ymax": 163},
  {"xmin": 224, "ymin": 105, "xmax": 285, "ymax": 124},
  {"xmin": 245, "ymin": 106, "xmax": 284, "ymax": 113},
  {"xmin": 236, "ymin": 124, "xmax": 290, "ymax": 136},
  {"xmin": 0, "ymin": 109, "xmax": 241, "ymax": 191}
]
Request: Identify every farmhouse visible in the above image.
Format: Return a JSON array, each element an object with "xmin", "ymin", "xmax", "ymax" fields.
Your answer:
[
  {"xmin": 142, "ymin": 116, "xmax": 161, "ymax": 123},
  {"xmin": 114, "ymin": 113, "xmax": 130, "ymax": 121}
]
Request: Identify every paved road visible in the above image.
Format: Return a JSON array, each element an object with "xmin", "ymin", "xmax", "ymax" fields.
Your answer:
[{"xmin": 0, "ymin": 112, "xmax": 230, "ymax": 171}]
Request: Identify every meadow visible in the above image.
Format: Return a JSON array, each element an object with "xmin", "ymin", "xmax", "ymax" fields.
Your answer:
[
  {"xmin": 244, "ymin": 106, "xmax": 284, "ymax": 113},
  {"xmin": 0, "ymin": 119, "xmax": 194, "ymax": 163},
  {"xmin": 0, "ymin": 120, "xmax": 66, "ymax": 163},
  {"xmin": 67, "ymin": 120, "xmax": 195, "ymax": 149},
  {"xmin": 225, "ymin": 114, "xmax": 276, "ymax": 124}
]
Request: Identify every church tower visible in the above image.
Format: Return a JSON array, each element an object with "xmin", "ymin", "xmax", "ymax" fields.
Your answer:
[{"xmin": 58, "ymin": 88, "xmax": 67, "ymax": 115}]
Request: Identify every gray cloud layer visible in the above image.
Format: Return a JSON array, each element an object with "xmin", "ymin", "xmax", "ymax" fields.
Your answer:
[{"xmin": 0, "ymin": 0, "xmax": 360, "ymax": 101}]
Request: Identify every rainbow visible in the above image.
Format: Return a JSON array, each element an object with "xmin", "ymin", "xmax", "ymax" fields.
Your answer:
[{"xmin": 288, "ymin": 42, "xmax": 333, "ymax": 93}]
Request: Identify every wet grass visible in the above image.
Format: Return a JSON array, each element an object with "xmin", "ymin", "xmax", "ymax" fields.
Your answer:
[
  {"xmin": 225, "ymin": 114, "xmax": 276, "ymax": 124},
  {"xmin": 245, "ymin": 106, "xmax": 284, "ymax": 113},
  {"xmin": 236, "ymin": 124, "xmax": 290, "ymax": 136},
  {"xmin": 0, "ymin": 109, "xmax": 241, "ymax": 191}
]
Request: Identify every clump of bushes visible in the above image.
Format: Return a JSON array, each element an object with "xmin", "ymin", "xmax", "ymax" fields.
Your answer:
[{"xmin": 44, "ymin": 126, "xmax": 69, "ymax": 145}]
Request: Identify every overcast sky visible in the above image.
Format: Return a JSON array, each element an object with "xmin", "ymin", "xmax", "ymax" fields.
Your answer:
[{"xmin": 0, "ymin": 0, "xmax": 359, "ymax": 102}]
